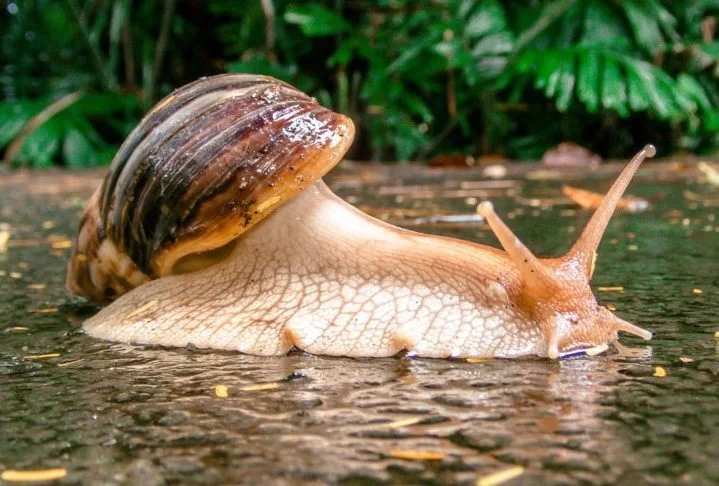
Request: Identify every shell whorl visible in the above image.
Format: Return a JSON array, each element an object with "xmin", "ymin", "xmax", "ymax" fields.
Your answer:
[{"xmin": 67, "ymin": 73, "xmax": 354, "ymax": 301}]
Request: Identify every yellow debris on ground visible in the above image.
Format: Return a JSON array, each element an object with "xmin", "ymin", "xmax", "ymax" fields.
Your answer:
[
  {"xmin": 23, "ymin": 353, "xmax": 61, "ymax": 360},
  {"xmin": 1, "ymin": 468, "xmax": 67, "ymax": 482},
  {"xmin": 476, "ymin": 466, "xmax": 525, "ymax": 486},
  {"xmin": 390, "ymin": 450, "xmax": 445, "ymax": 461},
  {"xmin": 654, "ymin": 366, "xmax": 667, "ymax": 377},
  {"xmin": 58, "ymin": 359, "xmax": 85, "ymax": 367},
  {"xmin": 29, "ymin": 308, "xmax": 58, "ymax": 314},
  {"xmin": 214, "ymin": 385, "xmax": 229, "ymax": 398},
  {"xmin": 597, "ymin": 286, "xmax": 624, "ymax": 292},
  {"xmin": 693, "ymin": 288, "xmax": 703, "ymax": 295},
  {"xmin": 239, "ymin": 383, "xmax": 280, "ymax": 392},
  {"xmin": 382, "ymin": 417, "xmax": 422, "ymax": 428},
  {"xmin": 0, "ymin": 230, "xmax": 10, "ymax": 254},
  {"xmin": 50, "ymin": 240, "xmax": 72, "ymax": 249}
]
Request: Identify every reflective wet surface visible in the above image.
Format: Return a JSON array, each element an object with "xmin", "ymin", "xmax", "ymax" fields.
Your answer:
[{"xmin": 1, "ymin": 163, "xmax": 718, "ymax": 484}]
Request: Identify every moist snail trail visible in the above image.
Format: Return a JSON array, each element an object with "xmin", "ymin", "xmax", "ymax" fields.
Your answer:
[{"xmin": 66, "ymin": 73, "xmax": 654, "ymax": 359}]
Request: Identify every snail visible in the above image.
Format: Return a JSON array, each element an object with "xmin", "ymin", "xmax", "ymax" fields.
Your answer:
[{"xmin": 66, "ymin": 73, "xmax": 654, "ymax": 359}]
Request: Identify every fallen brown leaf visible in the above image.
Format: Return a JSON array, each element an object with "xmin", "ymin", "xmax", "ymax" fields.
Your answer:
[
  {"xmin": 476, "ymin": 466, "xmax": 525, "ymax": 486},
  {"xmin": 390, "ymin": 450, "xmax": 445, "ymax": 461},
  {"xmin": 563, "ymin": 185, "xmax": 649, "ymax": 213},
  {"xmin": 23, "ymin": 353, "xmax": 61, "ymax": 360},
  {"xmin": 239, "ymin": 383, "xmax": 280, "ymax": 392},
  {"xmin": 1, "ymin": 468, "xmax": 67, "ymax": 482},
  {"xmin": 382, "ymin": 417, "xmax": 423, "ymax": 428}
]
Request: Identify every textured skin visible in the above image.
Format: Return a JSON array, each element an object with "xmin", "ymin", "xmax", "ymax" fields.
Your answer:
[{"xmin": 84, "ymin": 181, "xmax": 546, "ymax": 358}]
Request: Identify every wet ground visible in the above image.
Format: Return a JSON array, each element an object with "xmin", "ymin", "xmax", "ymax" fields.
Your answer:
[{"xmin": 1, "ymin": 161, "xmax": 718, "ymax": 485}]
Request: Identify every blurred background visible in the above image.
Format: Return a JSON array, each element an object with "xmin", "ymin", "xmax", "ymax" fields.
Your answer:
[{"xmin": 1, "ymin": 0, "xmax": 718, "ymax": 168}]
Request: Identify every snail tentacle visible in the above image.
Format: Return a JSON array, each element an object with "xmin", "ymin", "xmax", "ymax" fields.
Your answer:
[{"xmin": 567, "ymin": 144, "xmax": 656, "ymax": 278}]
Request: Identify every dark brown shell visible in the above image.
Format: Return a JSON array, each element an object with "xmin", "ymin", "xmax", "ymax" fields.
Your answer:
[{"xmin": 66, "ymin": 74, "xmax": 354, "ymax": 302}]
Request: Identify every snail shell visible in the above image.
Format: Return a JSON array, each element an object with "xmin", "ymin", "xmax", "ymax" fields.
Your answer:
[{"xmin": 67, "ymin": 74, "xmax": 354, "ymax": 302}]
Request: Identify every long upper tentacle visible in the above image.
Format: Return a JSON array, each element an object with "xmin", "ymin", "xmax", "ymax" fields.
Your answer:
[{"xmin": 566, "ymin": 144, "xmax": 656, "ymax": 278}]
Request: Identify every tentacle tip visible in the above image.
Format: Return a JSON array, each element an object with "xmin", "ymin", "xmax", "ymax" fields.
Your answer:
[
  {"xmin": 643, "ymin": 144, "xmax": 656, "ymax": 158},
  {"xmin": 614, "ymin": 317, "xmax": 653, "ymax": 341},
  {"xmin": 626, "ymin": 326, "xmax": 653, "ymax": 341},
  {"xmin": 476, "ymin": 201, "xmax": 494, "ymax": 218}
]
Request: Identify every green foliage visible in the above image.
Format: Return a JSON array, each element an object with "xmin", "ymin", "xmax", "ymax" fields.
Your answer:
[
  {"xmin": 499, "ymin": 0, "xmax": 719, "ymax": 156},
  {"xmin": 0, "ymin": 0, "xmax": 192, "ymax": 167},
  {"xmin": 0, "ymin": 94, "xmax": 136, "ymax": 167},
  {"xmin": 2, "ymin": 0, "xmax": 719, "ymax": 167}
]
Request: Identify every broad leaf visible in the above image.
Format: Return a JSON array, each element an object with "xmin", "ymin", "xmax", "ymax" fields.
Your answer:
[{"xmin": 284, "ymin": 4, "xmax": 348, "ymax": 37}]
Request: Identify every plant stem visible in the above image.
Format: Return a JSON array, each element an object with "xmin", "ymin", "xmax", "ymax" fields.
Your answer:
[
  {"xmin": 149, "ymin": 0, "xmax": 177, "ymax": 104},
  {"xmin": 260, "ymin": 0, "xmax": 276, "ymax": 61},
  {"xmin": 63, "ymin": 0, "xmax": 114, "ymax": 90},
  {"xmin": 122, "ymin": 7, "xmax": 136, "ymax": 91},
  {"xmin": 4, "ymin": 92, "xmax": 84, "ymax": 162},
  {"xmin": 513, "ymin": 0, "xmax": 577, "ymax": 54}
]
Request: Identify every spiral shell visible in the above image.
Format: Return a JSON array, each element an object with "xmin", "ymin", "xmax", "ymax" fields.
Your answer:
[{"xmin": 66, "ymin": 74, "xmax": 354, "ymax": 302}]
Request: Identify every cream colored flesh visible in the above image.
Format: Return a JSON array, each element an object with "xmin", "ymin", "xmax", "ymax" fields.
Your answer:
[{"xmin": 84, "ymin": 181, "xmax": 545, "ymax": 358}]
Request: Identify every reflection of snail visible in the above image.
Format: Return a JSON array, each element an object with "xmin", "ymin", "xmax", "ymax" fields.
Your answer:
[{"xmin": 66, "ymin": 74, "xmax": 654, "ymax": 359}]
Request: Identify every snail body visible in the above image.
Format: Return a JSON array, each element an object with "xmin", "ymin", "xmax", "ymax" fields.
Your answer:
[{"xmin": 67, "ymin": 74, "xmax": 653, "ymax": 359}]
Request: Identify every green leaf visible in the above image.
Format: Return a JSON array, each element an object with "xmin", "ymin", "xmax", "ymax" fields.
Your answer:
[
  {"xmin": 622, "ymin": 2, "xmax": 664, "ymax": 55},
  {"xmin": 70, "ymin": 93, "xmax": 137, "ymax": 117},
  {"xmin": 0, "ymin": 101, "xmax": 41, "ymax": 148},
  {"xmin": 555, "ymin": 56, "xmax": 576, "ymax": 112},
  {"xmin": 600, "ymin": 57, "xmax": 628, "ymax": 117},
  {"xmin": 581, "ymin": 0, "xmax": 626, "ymax": 47},
  {"xmin": 626, "ymin": 65, "xmax": 651, "ymax": 112},
  {"xmin": 628, "ymin": 60, "xmax": 672, "ymax": 119},
  {"xmin": 284, "ymin": 4, "xmax": 348, "ymax": 37},
  {"xmin": 15, "ymin": 119, "xmax": 62, "ymax": 168},
  {"xmin": 389, "ymin": 36, "xmax": 436, "ymax": 73},
  {"xmin": 577, "ymin": 50, "xmax": 601, "ymax": 112},
  {"xmin": 401, "ymin": 92, "xmax": 433, "ymax": 123},
  {"xmin": 63, "ymin": 126, "xmax": 97, "ymax": 168},
  {"xmin": 328, "ymin": 40, "xmax": 354, "ymax": 67},
  {"xmin": 465, "ymin": 0, "xmax": 507, "ymax": 39},
  {"xmin": 534, "ymin": 50, "xmax": 562, "ymax": 92},
  {"xmin": 472, "ymin": 31, "xmax": 513, "ymax": 58}
]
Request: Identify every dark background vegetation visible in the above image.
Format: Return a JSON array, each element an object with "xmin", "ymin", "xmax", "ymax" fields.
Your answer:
[{"xmin": 1, "ymin": 0, "xmax": 718, "ymax": 167}]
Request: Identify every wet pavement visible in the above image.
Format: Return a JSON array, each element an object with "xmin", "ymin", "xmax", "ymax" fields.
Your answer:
[{"xmin": 1, "ymin": 161, "xmax": 718, "ymax": 485}]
